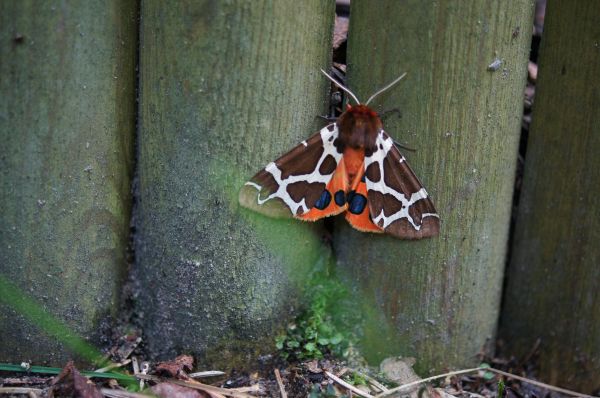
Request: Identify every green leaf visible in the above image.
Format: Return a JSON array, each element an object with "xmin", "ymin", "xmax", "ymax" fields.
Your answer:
[
  {"xmin": 478, "ymin": 363, "xmax": 494, "ymax": 380},
  {"xmin": 317, "ymin": 337, "xmax": 329, "ymax": 345},
  {"xmin": 318, "ymin": 323, "xmax": 333, "ymax": 335},
  {"xmin": 287, "ymin": 340, "xmax": 300, "ymax": 348},
  {"xmin": 275, "ymin": 335, "xmax": 286, "ymax": 350},
  {"xmin": 330, "ymin": 333, "xmax": 343, "ymax": 345},
  {"xmin": 309, "ymin": 384, "xmax": 321, "ymax": 398},
  {"xmin": 326, "ymin": 384, "xmax": 337, "ymax": 396},
  {"xmin": 304, "ymin": 342, "xmax": 316, "ymax": 352}
]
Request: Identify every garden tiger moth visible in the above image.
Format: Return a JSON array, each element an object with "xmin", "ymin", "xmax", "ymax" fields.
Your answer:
[{"xmin": 239, "ymin": 70, "xmax": 440, "ymax": 239}]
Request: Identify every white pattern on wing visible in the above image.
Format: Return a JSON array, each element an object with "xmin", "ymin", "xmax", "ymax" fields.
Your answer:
[
  {"xmin": 365, "ymin": 130, "xmax": 439, "ymax": 230},
  {"xmin": 245, "ymin": 124, "xmax": 342, "ymax": 215}
]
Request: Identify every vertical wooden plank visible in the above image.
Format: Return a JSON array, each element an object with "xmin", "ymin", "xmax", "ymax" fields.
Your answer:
[
  {"xmin": 500, "ymin": 1, "xmax": 600, "ymax": 392},
  {"xmin": 334, "ymin": 1, "xmax": 533, "ymax": 372},
  {"xmin": 0, "ymin": 2, "xmax": 137, "ymax": 363},
  {"xmin": 135, "ymin": 1, "xmax": 334, "ymax": 367}
]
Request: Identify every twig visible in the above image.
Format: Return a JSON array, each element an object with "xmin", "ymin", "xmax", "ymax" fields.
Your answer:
[
  {"xmin": 101, "ymin": 389, "xmax": 154, "ymax": 398},
  {"xmin": 325, "ymin": 371, "xmax": 374, "ymax": 398},
  {"xmin": 487, "ymin": 367, "xmax": 598, "ymax": 398},
  {"xmin": 228, "ymin": 385, "xmax": 261, "ymax": 393},
  {"xmin": 0, "ymin": 387, "xmax": 43, "ymax": 397},
  {"xmin": 352, "ymin": 370, "xmax": 389, "ymax": 393},
  {"xmin": 274, "ymin": 369, "xmax": 287, "ymax": 398},
  {"xmin": 189, "ymin": 370, "xmax": 226, "ymax": 378},
  {"xmin": 135, "ymin": 374, "xmax": 255, "ymax": 398},
  {"xmin": 118, "ymin": 337, "xmax": 142, "ymax": 360},
  {"xmin": 95, "ymin": 359, "xmax": 132, "ymax": 373},
  {"xmin": 131, "ymin": 356, "xmax": 143, "ymax": 391},
  {"xmin": 0, "ymin": 377, "xmax": 51, "ymax": 385},
  {"xmin": 336, "ymin": 367, "xmax": 349, "ymax": 377},
  {"xmin": 375, "ymin": 366, "xmax": 599, "ymax": 398},
  {"xmin": 374, "ymin": 367, "xmax": 484, "ymax": 397}
]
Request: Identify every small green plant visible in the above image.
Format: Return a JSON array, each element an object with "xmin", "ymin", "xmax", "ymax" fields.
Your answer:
[
  {"xmin": 275, "ymin": 261, "xmax": 357, "ymax": 360},
  {"xmin": 275, "ymin": 286, "xmax": 346, "ymax": 359},
  {"xmin": 344, "ymin": 371, "xmax": 368, "ymax": 386},
  {"xmin": 479, "ymin": 363, "xmax": 495, "ymax": 380},
  {"xmin": 497, "ymin": 380, "xmax": 505, "ymax": 398}
]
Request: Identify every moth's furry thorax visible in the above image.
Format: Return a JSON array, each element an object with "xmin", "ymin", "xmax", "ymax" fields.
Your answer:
[{"xmin": 337, "ymin": 104, "xmax": 383, "ymax": 152}]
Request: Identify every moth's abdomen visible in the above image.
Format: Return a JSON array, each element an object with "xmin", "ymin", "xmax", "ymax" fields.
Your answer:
[{"xmin": 342, "ymin": 147, "xmax": 365, "ymax": 185}]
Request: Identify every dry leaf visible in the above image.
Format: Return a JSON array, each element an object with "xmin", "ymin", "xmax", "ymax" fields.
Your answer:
[
  {"xmin": 49, "ymin": 361, "xmax": 103, "ymax": 398},
  {"xmin": 152, "ymin": 382, "xmax": 208, "ymax": 398},
  {"xmin": 156, "ymin": 354, "xmax": 194, "ymax": 379}
]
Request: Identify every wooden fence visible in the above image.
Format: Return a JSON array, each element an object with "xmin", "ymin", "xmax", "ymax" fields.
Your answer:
[{"xmin": 0, "ymin": 0, "xmax": 598, "ymax": 393}]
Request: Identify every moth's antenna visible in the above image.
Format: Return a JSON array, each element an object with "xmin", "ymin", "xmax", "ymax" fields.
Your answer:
[
  {"xmin": 365, "ymin": 72, "xmax": 408, "ymax": 106},
  {"xmin": 320, "ymin": 69, "xmax": 361, "ymax": 105}
]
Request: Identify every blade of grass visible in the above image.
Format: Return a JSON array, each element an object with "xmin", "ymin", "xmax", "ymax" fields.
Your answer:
[
  {"xmin": 0, "ymin": 276, "xmax": 102, "ymax": 364},
  {"xmin": 0, "ymin": 363, "xmax": 135, "ymax": 382}
]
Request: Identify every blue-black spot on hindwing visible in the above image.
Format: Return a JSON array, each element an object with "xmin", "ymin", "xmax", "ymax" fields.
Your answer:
[
  {"xmin": 348, "ymin": 192, "xmax": 368, "ymax": 214},
  {"xmin": 346, "ymin": 190, "xmax": 355, "ymax": 205},
  {"xmin": 314, "ymin": 190, "xmax": 332, "ymax": 210},
  {"xmin": 334, "ymin": 190, "xmax": 346, "ymax": 206},
  {"xmin": 361, "ymin": 174, "xmax": 366, "ymax": 183}
]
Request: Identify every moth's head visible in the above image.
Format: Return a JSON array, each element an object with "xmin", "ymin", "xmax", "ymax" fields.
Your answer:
[
  {"xmin": 337, "ymin": 104, "xmax": 382, "ymax": 150},
  {"xmin": 340, "ymin": 103, "xmax": 382, "ymax": 126},
  {"xmin": 319, "ymin": 69, "xmax": 407, "ymax": 150},
  {"xmin": 346, "ymin": 103, "xmax": 378, "ymax": 118}
]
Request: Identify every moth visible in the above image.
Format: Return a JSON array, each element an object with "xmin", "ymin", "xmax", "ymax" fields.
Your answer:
[{"xmin": 239, "ymin": 70, "xmax": 440, "ymax": 239}]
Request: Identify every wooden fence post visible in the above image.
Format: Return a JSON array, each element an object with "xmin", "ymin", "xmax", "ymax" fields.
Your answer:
[
  {"xmin": 500, "ymin": 1, "xmax": 600, "ymax": 392},
  {"xmin": 0, "ymin": 2, "xmax": 137, "ymax": 364},
  {"xmin": 135, "ymin": 1, "xmax": 334, "ymax": 367},
  {"xmin": 333, "ymin": 0, "xmax": 533, "ymax": 373}
]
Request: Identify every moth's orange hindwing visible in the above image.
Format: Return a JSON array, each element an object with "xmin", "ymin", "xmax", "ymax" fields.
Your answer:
[
  {"xmin": 296, "ymin": 159, "xmax": 348, "ymax": 221},
  {"xmin": 345, "ymin": 169, "xmax": 384, "ymax": 233}
]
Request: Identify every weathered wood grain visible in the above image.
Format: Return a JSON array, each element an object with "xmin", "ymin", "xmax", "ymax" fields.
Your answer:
[
  {"xmin": 334, "ymin": 0, "xmax": 533, "ymax": 373},
  {"xmin": 501, "ymin": 1, "xmax": 600, "ymax": 392},
  {"xmin": 0, "ymin": 1, "xmax": 137, "ymax": 364},
  {"xmin": 135, "ymin": 1, "xmax": 335, "ymax": 367}
]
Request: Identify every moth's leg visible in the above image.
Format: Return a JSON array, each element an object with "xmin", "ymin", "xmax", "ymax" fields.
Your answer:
[
  {"xmin": 317, "ymin": 115, "xmax": 338, "ymax": 123},
  {"xmin": 318, "ymin": 92, "xmax": 343, "ymax": 123}
]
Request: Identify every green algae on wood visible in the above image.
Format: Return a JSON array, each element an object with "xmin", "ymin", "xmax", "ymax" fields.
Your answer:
[
  {"xmin": 0, "ymin": 1, "xmax": 137, "ymax": 364},
  {"xmin": 134, "ymin": 1, "xmax": 335, "ymax": 368}
]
